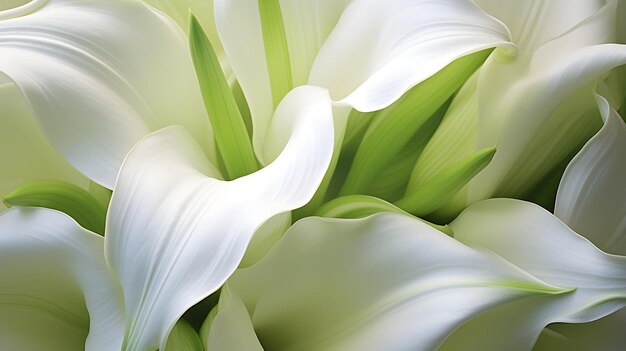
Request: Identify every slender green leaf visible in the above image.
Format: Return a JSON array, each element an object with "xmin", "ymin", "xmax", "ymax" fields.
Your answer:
[
  {"xmin": 395, "ymin": 146, "xmax": 496, "ymax": 216},
  {"xmin": 316, "ymin": 194, "xmax": 452, "ymax": 235},
  {"xmin": 369, "ymin": 97, "xmax": 451, "ymax": 201},
  {"xmin": 2, "ymin": 180, "xmax": 106, "ymax": 235},
  {"xmin": 258, "ymin": 0, "xmax": 293, "ymax": 107},
  {"xmin": 189, "ymin": 13, "xmax": 258, "ymax": 180},
  {"xmin": 340, "ymin": 50, "xmax": 492, "ymax": 196}
]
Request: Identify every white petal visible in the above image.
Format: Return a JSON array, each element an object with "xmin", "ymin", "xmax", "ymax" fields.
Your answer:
[
  {"xmin": 0, "ymin": 79, "xmax": 89, "ymax": 210},
  {"xmin": 215, "ymin": 0, "xmax": 512, "ymax": 159},
  {"xmin": 105, "ymin": 86, "xmax": 334, "ymax": 350},
  {"xmin": 555, "ymin": 94, "xmax": 626, "ymax": 255},
  {"xmin": 474, "ymin": 0, "xmax": 606, "ymax": 53},
  {"xmin": 309, "ymin": 0, "xmax": 514, "ymax": 112},
  {"xmin": 214, "ymin": 0, "xmax": 349, "ymax": 161},
  {"xmin": 0, "ymin": 0, "xmax": 214, "ymax": 188},
  {"xmin": 468, "ymin": 1, "xmax": 626, "ymax": 201},
  {"xmin": 217, "ymin": 213, "xmax": 565, "ymax": 351},
  {"xmin": 0, "ymin": 207, "xmax": 124, "ymax": 351},
  {"xmin": 446, "ymin": 199, "xmax": 626, "ymax": 350}
]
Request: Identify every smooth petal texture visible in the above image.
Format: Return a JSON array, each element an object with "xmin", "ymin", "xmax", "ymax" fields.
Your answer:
[
  {"xmin": 445, "ymin": 199, "xmax": 626, "ymax": 351},
  {"xmin": 475, "ymin": 0, "xmax": 606, "ymax": 53},
  {"xmin": 214, "ymin": 0, "xmax": 348, "ymax": 161},
  {"xmin": 0, "ymin": 207, "xmax": 124, "ymax": 351},
  {"xmin": 215, "ymin": 0, "xmax": 512, "ymax": 159},
  {"xmin": 105, "ymin": 86, "xmax": 333, "ymax": 350},
  {"xmin": 555, "ymin": 94, "xmax": 626, "ymax": 255},
  {"xmin": 220, "ymin": 214, "xmax": 566, "ymax": 351},
  {"xmin": 0, "ymin": 80, "xmax": 88, "ymax": 210},
  {"xmin": 0, "ymin": 0, "xmax": 214, "ymax": 188},
  {"xmin": 468, "ymin": 0, "xmax": 626, "ymax": 202},
  {"xmin": 309, "ymin": 0, "xmax": 513, "ymax": 112}
]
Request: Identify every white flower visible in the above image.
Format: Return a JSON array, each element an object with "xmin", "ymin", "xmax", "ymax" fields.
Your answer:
[
  {"xmin": 408, "ymin": 0, "xmax": 626, "ymax": 219},
  {"xmin": 0, "ymin": 0, "xmax": 515, "ymax": 350}
]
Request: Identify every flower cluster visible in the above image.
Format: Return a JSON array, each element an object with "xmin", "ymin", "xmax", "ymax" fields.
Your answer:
[{"xmin": 0, "ymin": 0, "xmax": 625, "ymax": 350}]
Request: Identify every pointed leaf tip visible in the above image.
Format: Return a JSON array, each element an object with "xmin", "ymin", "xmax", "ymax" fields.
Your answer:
[
  {"xmin": 189, "ymin": 12, "xmax": 258, "ymax": 180},
  {"xmin": 396, "ymin": 146, "xmax": 496, "ymax": 216},
  {"xmin": 3, "ymin": 180, "xmax": 106, "ymax": 235}
]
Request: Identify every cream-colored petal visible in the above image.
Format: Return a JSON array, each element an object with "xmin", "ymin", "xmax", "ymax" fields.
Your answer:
[
  {"xmin": 0, "ymin": 207, "xmax": 124, "ymax": 350},
  {"xmin": 0, "ymin": 0, "xmax": 214, "ymax": 188},
  {"xmin": 105, "ymin": 86, "xmax": 333, "ymax": 350},
  {"xmin": 217, "ymin": 214, "xmax": 566, "ymax": 351},
  {"xmin": 555, "ymin": 94, "xmax": 626, "ymax": 255}
]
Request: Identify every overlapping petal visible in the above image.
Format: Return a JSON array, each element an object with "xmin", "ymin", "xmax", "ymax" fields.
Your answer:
[
  {"xmin": 446, "ymin": 199, "xmax": 626, "ymax": 350},
  {"xmin": 555, "ymin": 94, "xmax": 626, "ymax": 255},
  {"xmin": 0, "ymin": 207, "xmax": 124, "ymax": 350},
  {"xmin": 105, "ymin": 86, "xmax": 334, "ymax": 350},
  {"xmin": 0, "ymin": 78, "xmax": 88, "ymax": 210},
  {"xmin": 0, "ymin": 0, "xmax": 214, "ymax": 188},
  {"xmin": 215, "ymin": 0, "xmax": 513, "ymax": 157},
  {"xmin": 209, "ymin": 213, "xmax": 566, "ymax": 351},
  {"xmin": 468, "ymin": 0, "xmax": 626, "ymax": 202}
]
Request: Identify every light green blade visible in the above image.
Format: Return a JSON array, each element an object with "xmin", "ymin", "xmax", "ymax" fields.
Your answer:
[
  {"xmin": 340, "ymin": 50, "xmax": 492, "ymax": 196},
  {"xmin": 395, "ymin": 146, "xmax": 496, "ymax": 216},
  {"xmin": 258, "ymin": 0, "xmax": 293, "ymax": 107},
  {"xmin": 2, "ymin": 180, "xmax": 106, "ymax": 235},
  {"xmin": 189, "ymin": 13, "xmax": 258, "ymax": 180}
]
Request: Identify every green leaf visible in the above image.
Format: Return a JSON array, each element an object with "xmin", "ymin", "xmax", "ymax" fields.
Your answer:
[
  {"xmin": 189, "ymin": 13, "xmax": 258, "ymax": 180},
  {"xmin": 395, "ymin": 146, "xmax": 496, "ymax": 216},
  {"xmin": 316, "ymin": 194, "xmax": 452, "ymax": 236},
  {"xmin": 257, "ymin": 0, "xmax": 293, "ymax": 107},
  {"xmin": 2, "ymin": 180, "xmax": 106, "ymax": 235},
  {"xmin": 339, "ymin": 50, "xmax": 492, "ymax": 196},
  {"xmin": 164, "ymin": 319, "xmax": 205, "ymax": 351}
]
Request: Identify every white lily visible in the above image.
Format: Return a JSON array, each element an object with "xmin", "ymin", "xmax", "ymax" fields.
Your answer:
[
  {"xmin": 201, "ymin": 91, "xmax": 626, "ymax": 351},
  {"xmin": 0, "ymin": 0, "xmax": 519, "ymax": 348},
  {"xmin": 202, "ymin": 204, "xmax": 626, "ymax": 351},
  {"xmin": 532, "ymin": 91, "xmax": 626, "ymax": 349},
  {"xmin": 203, "ymin": 213, "xmax": 570, "ymax": 351},
  {"xmin": 408, "ymin": 0, "xmax": 626, "ymax": 219},
  {"xmin": 439, "ymin": 92, "xmax": 626, "ymax": 350},
  {"xmin": 0, "ymin": 82, "xmax": 335, "ymax": 351}
]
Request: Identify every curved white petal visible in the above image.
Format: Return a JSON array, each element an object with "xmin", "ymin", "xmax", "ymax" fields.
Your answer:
[
  {"xmin": 468, "ymin": 1, "xmax": 626, "ymax": 202},
  {"xmin": 309, "ymin": 0, "xmax": 514, "ymax": 112},
  {"xmin": 215, "ymin": 0, "xmax": 512, "ymax": 158},
  {"xmin": 555, "ymin": 94, "xmax": 626, "ymax": 255},
  {"xmin": 105, "ymin": 86, "xmax": 334, "ymax": 350},
  {"xmin": 0, "ymin": 79, "xmax": 89, "ymax": 210},
  {"xmin": 0, "ymin": 207, "xmax": 124, "ymax": 351},
  {"xmin": 214, "ymin": 213, "xmax": 566, "ymax": 351},
  {"xmin": 0, "ymin": 0, "xmax": 213, "ymax": 188},
  {"xmin": 446, "ymin": 199, "xmax": 626, "ymax": 350},
  {"xmin": 475, "ymin": 0, "xmax": 606, "ymax": 52},
  {"xmin": 214, "ymin": 0, "xmax": 349, "ymax": 159}
]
